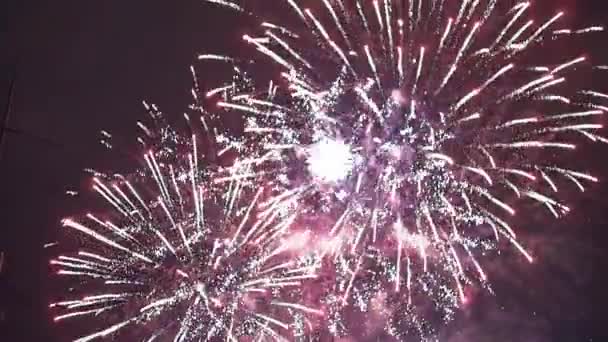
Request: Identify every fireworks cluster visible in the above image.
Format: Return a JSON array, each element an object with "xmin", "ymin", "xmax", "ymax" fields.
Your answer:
[
  {"xmin": 52, "ymin": 1, "xmax": 607, "ymax": 341},
  {"xmin": 51, "ymin": 107, "xmax": 326, "ymax": 341}
]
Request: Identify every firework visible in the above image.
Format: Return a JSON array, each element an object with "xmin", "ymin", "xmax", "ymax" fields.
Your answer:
[
  {"xmin": 50, "ymin": 105, "xmax": 323, "ymax": 341},
  {"xmin": 202, "ymin": 0, "xmax": 606, "ymax": 339}
]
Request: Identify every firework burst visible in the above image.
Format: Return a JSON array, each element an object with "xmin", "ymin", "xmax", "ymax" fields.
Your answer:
[
  {"xmin": 202, "ymin": 0, "xmax": 607, "ymax": 338},
  {"xmin": 51, "ymin": 105, "xmax": 323, "ymax": 341}
]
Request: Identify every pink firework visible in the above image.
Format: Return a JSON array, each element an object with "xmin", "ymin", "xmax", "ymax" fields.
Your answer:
[{"xmin": 201, "ymin": 0, "xmax": 607, "ymax": 339}]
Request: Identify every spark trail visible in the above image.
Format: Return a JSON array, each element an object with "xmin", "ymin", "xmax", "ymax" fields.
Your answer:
[
  {"xmin": 202, "ymin": 0, "xmax": 606, "ymax": 339},
  {"xmin": 51, "ymin": 106, "xmax": 321, "ymax": 341}
]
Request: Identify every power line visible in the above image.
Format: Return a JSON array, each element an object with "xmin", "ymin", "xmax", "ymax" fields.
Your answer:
[
  {"xmin": 0, "ymin": 68, "xmax": 77, "ymax": 162},
  {"xmin": 0, "ymin": 69, "xmax": 17, "ymax": 162}
]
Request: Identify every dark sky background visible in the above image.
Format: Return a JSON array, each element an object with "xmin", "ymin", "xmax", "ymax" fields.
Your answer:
[{"xmin": 1, "ymin": 0, "xmax": 608, "ymax": 341}]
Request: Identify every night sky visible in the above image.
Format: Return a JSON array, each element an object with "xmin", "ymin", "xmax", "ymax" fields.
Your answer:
[{"xmin": 1, "ymin": 0, "xmax": 608, "ymax": 341}]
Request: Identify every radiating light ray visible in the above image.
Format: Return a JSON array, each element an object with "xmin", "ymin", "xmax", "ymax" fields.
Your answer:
[
  {"xmin": 53, "ymin": 112, "xmax": 319, "ymax": 341},
  {"xmin": 197, "ymin": 0, "xmax": 607, "ymax": 339}
]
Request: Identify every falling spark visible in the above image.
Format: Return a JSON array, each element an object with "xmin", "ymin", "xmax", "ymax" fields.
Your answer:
[
  {"xmin": 201, "ymin": 0, "xmax": 606, "ymax": 338},
  {"xmin": 52, "ymin": 110, "xmax": 320, "ymax": 341}
]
